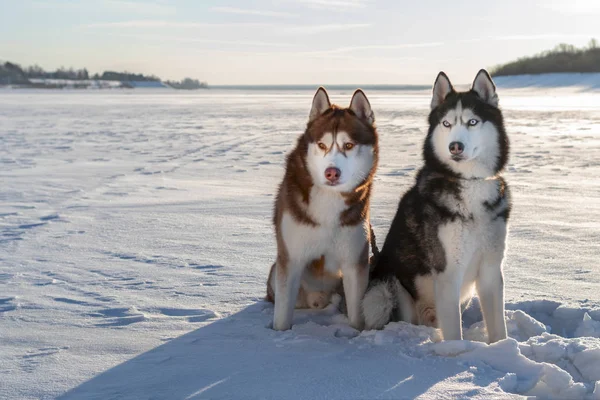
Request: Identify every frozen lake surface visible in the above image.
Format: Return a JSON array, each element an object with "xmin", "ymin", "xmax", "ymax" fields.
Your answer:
[{"xmin": 1, "ymin": 88, "xmax": 599, "ymax": 399}]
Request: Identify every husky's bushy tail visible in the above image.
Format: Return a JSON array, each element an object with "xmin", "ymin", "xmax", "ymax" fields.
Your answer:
[
  {"xmin": 361, "ymin": 224, "xmax": 414, "ymax": 330},
  {"xmin": 362, "ymin": 277, "xmax": 415, "ymax": 330}
]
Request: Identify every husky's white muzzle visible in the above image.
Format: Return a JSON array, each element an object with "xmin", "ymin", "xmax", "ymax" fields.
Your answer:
[{"xmin": 307, "ymin": 131, "xmax": 374, "ymax": 192}]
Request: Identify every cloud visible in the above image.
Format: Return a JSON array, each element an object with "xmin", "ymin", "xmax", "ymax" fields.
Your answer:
[
  {"xmin": 283, "ymin": 23, "xmax": 370, "ymax": 34},
  {"xmin": 211, "ymin": 7, "xmax": 295, "ymax": 18},
  {"xmin": 543, "ymin": 0, "xmax": 600, "ymax": 15},
  {"xmin": 326, "ymin": 42, "xmax": 444, "ymax": 54},
  {"xmin": 31, "ymin": 0, "xmax": 176, "ymax": 15},
  {"xmin": 457, "ymin": 34, "xmax": 598, "ymax": 43},
  {"xmin": 291, "ymin": 42, "xmax": 444, "ymax": 56},
  {"xmin": 295, "ymin": 0, "xmax": 371, "ymax": 10},
  {"xmin": 168, "ymin": 41, "xmax": 441, "ymax": 60},
  {"xmin": 103, "ymin": 0, "xmax": 175, "ymax": 15},
  {"xmin": 85, "ymin": 20, "xmax": 269, "ymax": 28},
  {"xmin": 105, "ymin": 33, "xmax": 294, "ymax": 48},
  {"xmin": 85, "ymin": 20, "xmax": 369, "ymax": 35}
]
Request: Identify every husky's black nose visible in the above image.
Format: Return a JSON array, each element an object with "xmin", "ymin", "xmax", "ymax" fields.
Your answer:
[
  {"xmin": 449, "ymin": 141, "xmax": 464, "ymax": 155},
  {"xmin": 325, "ymin": 167, "xmax": 341, "ymax": 184}
]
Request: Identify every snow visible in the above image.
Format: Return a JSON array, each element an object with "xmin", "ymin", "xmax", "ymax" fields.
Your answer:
[
  {"xmin": 494, "ymin": 73, "xmax": 600, "ymax": 91},
  {"xmin": 577, "ymin": 313, "xmax": 600, "ymax": 338},
  {"xmin": 0, "ymin": 87, "xmax": 599, "ymax": 399}
]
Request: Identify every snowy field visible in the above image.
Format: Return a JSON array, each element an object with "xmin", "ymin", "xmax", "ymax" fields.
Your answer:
[{"xmin": 1, "ymin": 85, "xmax": 599, "ymax": 399}]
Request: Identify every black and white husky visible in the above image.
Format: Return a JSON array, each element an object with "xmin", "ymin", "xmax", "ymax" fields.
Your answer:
[{"xmin": 362, "ymin": 69, "xmax": 511, "ymax": 343}]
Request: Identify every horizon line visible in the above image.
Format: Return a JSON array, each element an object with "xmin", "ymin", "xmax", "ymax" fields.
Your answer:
[{"xmin": 207, "ymin": 84, "xmax": 433, "ymax": 90}]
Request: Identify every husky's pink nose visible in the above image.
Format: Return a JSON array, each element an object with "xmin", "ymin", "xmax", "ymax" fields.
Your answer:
[
  {"xmin": 324, "ymin": 167, "xmax": 341, "ymax": 183},
  {"xmin": 449, "ymin": 141, "xmax": 464, "ymax": 155}
]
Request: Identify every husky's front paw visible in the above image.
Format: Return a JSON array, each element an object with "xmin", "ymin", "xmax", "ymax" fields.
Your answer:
[
  {"xmin": 272, "ymin": 319, "xmax": 292, "ymax": 331},
  {"xmin": 348, "ymin": 318, "xmax": 364, "ymax": 331}
]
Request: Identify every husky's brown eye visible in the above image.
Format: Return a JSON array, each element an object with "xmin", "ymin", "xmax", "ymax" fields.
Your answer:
[
  {"xmin": 317, "ymin": 142, "xmax": 327, "ymax": 150},
  {"xmin": 344, "ymin": 142, "xmax": 355, "ymax": 150}
]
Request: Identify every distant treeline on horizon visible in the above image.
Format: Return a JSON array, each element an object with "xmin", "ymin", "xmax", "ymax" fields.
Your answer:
[
  {"xmin": 491, "ymin": 39, "xmax": 600, "ymax": 77},
  {"xmin": 0, "ymin": 61, "xmax": 207, "ymax": 89}
]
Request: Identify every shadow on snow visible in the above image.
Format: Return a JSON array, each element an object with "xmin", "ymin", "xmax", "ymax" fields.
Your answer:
[{"xmin": 57, "ymin": 301, "xmax": 500, "ymax": 400}]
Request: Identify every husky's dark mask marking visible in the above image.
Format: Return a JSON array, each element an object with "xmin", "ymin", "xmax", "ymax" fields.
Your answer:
[{"xmin": 425, "ymin": 70, "xmax": 509, "ymax": 180}]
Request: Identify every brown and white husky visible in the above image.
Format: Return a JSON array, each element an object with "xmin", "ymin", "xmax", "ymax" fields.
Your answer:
[{"xmin": 266, "ymin": 87, "xmax": 379, "ymax": 331}]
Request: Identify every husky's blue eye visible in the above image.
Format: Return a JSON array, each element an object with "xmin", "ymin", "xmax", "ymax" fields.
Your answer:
[
  {"xmin": 442, "ymin": 120, "xmax": 451, "ymax": 128},
  {"xmin": 468, "ymin": 119, "xmax": 479, "ymax": 126}
]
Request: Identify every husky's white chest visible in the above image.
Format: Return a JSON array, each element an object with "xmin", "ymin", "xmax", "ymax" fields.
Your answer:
[
  {"xmin": 454, "ymin": 179, "xmax": 500, "ymax": 220},
  {"xmin": 438, "ymin": 179, "xmax": 507, "ymax": 279},
  {"xmin": 306, "ymin": 186, "xmax": 347, "ymax": 226},
  {"xmin": 280, "ymin": 187, "xmax": 366, "ymax": 268}
]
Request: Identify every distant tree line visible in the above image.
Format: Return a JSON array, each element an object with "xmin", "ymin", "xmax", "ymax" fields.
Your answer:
[
  {"xmin": 0, "ymin": 62, "xmax": 92, "ymax": 84},
  {"xmin": 26, "ymin": 64, "xmax": 90, "ymax": 80},
  {"xmin": 96, "ymin": 71, "xmax": 160, "ymax": 82},
  {"xmin": 165, "ymin": 77, "xmax": 208, "ymax": 89},
  {"xmin": 0, "ymin": 61, "xmax": 207, "ymax": 88},
  {"xmin": 0, "ymin": 62, "xmax": 31, "ymax": 84},
  {"xmin": 491, "ymin": 39, "xmax": 600, "ymax": 76}
]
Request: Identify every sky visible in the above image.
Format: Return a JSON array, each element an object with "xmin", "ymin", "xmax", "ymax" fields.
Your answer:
[{"xmin": 1, "ymin": 0, "xmax": 600, "ymax": 85}]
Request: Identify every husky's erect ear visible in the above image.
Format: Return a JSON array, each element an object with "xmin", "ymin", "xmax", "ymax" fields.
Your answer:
[
  {"xmin": 349, "ymin": 89, "xmax": 374, "ymax": 125},
  {"xmin": 309, "ymin": 87, "xmax": 331, "ymax": 122},
  {"xmin": 472, "ymin": 69, "xmax": 498, "ymax": 107},
  {"xmin": 431, "ymin": 71, "xmax": 454, "ymax": 110}
]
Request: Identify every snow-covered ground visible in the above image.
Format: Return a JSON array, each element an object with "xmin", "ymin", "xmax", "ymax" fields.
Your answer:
[
  {"xmin": 494, "ymin": 73, "xmax": 600, "ymax": 91},
  {"xmin": 0, "ymin": 87, "xmax": 599, "ymax": 399}
]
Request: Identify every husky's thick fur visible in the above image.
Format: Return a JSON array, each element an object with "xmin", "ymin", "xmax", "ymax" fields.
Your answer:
[
  {"xmin": 267, "ymin": 258, "xmax": 341, "ymax": 310},
  {"xmin": 362, "ymin": 70, "xmax": 511, "ymax": 343},
  {"xmin": 267, "ymin": 87, "xmax": 378, "ymax": 331}
]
